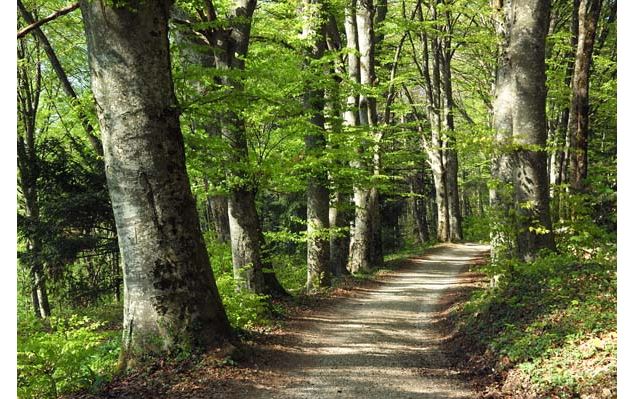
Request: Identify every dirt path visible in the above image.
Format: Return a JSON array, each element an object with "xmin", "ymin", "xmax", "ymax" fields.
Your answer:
[{"xmin": 245, "ymin": 243, "xmax": 490, "ymax": 399}]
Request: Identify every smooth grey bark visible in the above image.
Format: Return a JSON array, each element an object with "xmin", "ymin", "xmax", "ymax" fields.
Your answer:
[
  {"xmin": 203, "ymin": 0, "xmax": 287, "ymax": 296},
  {"xmin": 80, "ymin": 0, "xmax": 232, "ymax": 367},
  {"xmin": 18, "ymin": 0, "xmax": 103, "ymax": 156},
  {"xmin": 509, "ymin": 0, "xmax": 556, "ymax": 260},
  {"xmin": 489, "ymin": 0, "xmax": 515, "ymax": 260},
  {"xmin": 349, "ymin": 0, "xmax": 383, "ymax": 272},
  {"xmin": 344, "ymin": 0, "xmax": 370, "ymax": 273},
  {"xmin": 568, "ymin": 0, "xmax": 603, "ymax": 193},
  {"xmin": 303, "ymin": 0, "xmax": 331, "ymax": 290},
  {"xmin": 208, "ymin": 195, "xmax": 231, "ymax": 243},
  {"xmin": 440, "ymin": 37, "xmax": 462, "ymax": 242},
  {"xmin": 323, "ymin": 21, "xmax": 351, "ymax": 278},
  {"xmin": 411, "ymin": 1, "xmax": 450, "ymax": 242}
]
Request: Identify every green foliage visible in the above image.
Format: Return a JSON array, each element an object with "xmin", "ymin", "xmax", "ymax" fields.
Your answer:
[
  {"xmin": 205, "ymin": 236, "xmax": 271, "ymax": 329},
  {"xmin": 457, "ymin": 240, "xmax": 616, "ymax": 396},
  {"xmin": 17, "ymin": 313, "xmax": 120, "ymax": 399},
  {"xmin": 462, "ymin": 214, "xmax": 491, "ymax": 242}
]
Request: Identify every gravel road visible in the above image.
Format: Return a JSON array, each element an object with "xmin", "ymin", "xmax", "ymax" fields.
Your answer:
[{"xmin": 248, "ymin": 243, "xmax": 490, "ymax": 399}]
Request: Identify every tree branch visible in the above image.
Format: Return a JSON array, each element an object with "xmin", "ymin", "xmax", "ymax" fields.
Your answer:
[{"xmin": 17, "ymin": 2, "xmax": 79, "ymax": 39}]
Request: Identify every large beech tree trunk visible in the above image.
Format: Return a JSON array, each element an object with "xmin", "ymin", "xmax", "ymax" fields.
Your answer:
[
  {"xmin": 80, "ymin": 0, "xmax": 232, "ymax": 367},
  {"xmin": 303, "ymin": 0, "xmax": 331, "ymax": 290},
  {"xmin": 568, "ymin": 0, "xmax": 603, "ymax": 193},
  {"xmin": 489, "ymin": 0, "xmax": 515, "ymax": 260},
  {"xmin": 508, "ymin": 0, "xmax": 556, "ymax": 260}
]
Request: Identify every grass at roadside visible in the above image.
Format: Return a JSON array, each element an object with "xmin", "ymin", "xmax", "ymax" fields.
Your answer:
[{"xmin": 450, "ymin": 250, "xmax": 617, "ymax": 398}]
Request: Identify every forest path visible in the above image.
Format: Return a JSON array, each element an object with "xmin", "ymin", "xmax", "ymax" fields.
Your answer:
[{"xmin": 245, "ymin": 243, "xmax": 490, "ymax": 399}]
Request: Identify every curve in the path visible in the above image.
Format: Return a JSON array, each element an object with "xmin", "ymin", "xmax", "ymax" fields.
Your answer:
[{"xmin": 250, "ymin": 242, "xmax": 490, "ymax": 399}]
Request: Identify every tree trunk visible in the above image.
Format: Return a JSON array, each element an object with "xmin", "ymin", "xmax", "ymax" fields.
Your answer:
[
  {"xmin": 568, "ymin": 0, "xmax": 603, "ymax": 193},
  {"xmin": 551, "ymin": 0, "xmax": 579, "ymax": 220},
  {"xmin": 410, "ymin": 171, "xmax": 430, "ymax": 244},
  {"xmin": 211, "ymin": 0, "xmax": 288, "ymax": 296},
  {"xmin": 17, "ymin": 40, "xmax": 51, "ymax": 319},
  {"xmin": 509, "ymin": 0, "xmax": 556, "ymax": 261},
  {"xmin": 489, "ymin": 0, "xmax": 515, "ymax": 261},
  {"xmin": 350, "ymin": 0, "xmax": 383, "ymax": 271},
  {"xmin": 438, "ymin": 3, "xmax": 462, "ymax": 242},
  {"xmin": 80, "ymin": 0, "xmax": 233, "ymax": 367},
  {"xmin": 344, "ymin": 0, "xmax": 369, "ymax": 273},
  {"xmin": 329, "ymin": 192, "xmax": 350, "ymax": 276},
  {"xmin": 440, "ymin": 54, "xmax": 462, "ymax": 242},
  {"xmin": 208, "ymin": 194, "xmax": 231, "ymax": 243},
  {"xmin": 303, "ymin": 0, "xmax": 331, "ymax": 290}
]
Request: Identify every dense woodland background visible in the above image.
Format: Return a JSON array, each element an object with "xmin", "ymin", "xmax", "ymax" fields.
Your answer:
[{"xmin": 15, "ymin": 0, "xmax": 617, "ymax": 397}]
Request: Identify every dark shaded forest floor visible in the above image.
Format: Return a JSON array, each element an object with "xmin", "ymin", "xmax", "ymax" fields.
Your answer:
[{"xmin": 68, "ymin": 243, "xmax": 496, "ymax": 399}]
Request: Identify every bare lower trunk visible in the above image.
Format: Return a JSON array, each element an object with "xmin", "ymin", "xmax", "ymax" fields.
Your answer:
[
  {"xmin": 31, "ymin": 259, "xmax": 51, "ymax": 318},
  {"xmin": 211, "ymin": 0, "xmax": 287, "ymax": 296},
  {"xmin": 81, "ymin": 0, "xmax": 233, "ymax": 367},
  {"xmin": 429, "ymin": 148, "xmax": 449, "ymax": 242},
  {"xmin": 444, "ymin": 148, "xmax": 461, "ymax": 241},
  {"xmin": 303, "ymin": 0, "xmax": 331, "ymax": 290},
  {"xmin": 208, "ymin": 195, "xmax": 231, "ymax": 243},
  {"xmin": 410, "ymin": 171, "xmax": 430, "ymax": 244},
  {"xmin": 490, "ymin": 0, "xmax": 515, "ymax": 261},
  {"xmin": 350, "ymin": 187, "xmax": 372, "ymax": 272},
  {"xmin": 509, "ymin": 0, "xmax": 556, "ymax": 260},
  {"xmin": 329, "ymin": 192, "xmax": 350, "ymax": 276},
  {"xmin": 369, "ymin": 186, "xmax": 383, "ymax": 267},
  {"xmin": 227, "ymin": 189, "xmax": 266, "ymax": 292},
  {"xmin": 569, "ymin": 0, "xmax": 602, "ymax": 193}
]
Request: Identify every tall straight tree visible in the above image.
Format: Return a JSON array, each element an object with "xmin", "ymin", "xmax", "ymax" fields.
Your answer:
[
  {"xmin": 489, "ymin": 0, "xmax": 514, "ymax": 260},
  {"xmin": 302, "ymin": 0, "xmax": 331, "ymax": 289},
  {"xmin": 439, "ymin": 0, "xmax": 463, "ymax": 241},
  {"xmin": 80, "ymin": 0, "xmax": 233, "ymax": 367},
  {"xmin": 568, "ymin": 0, "xmax": 603, "ymax": 192},
  {"xmin": 398, "ymin": 0, "xmax": 464, "ymax": 243},
  {"xmin": 549, "ymin": 0, "xmax": 579, "ymax": 220},
  {"xmin": 324, "ymin": 15, "xmax": 351, "ymax": 277},
  {"xmin": 348, "ymin": 0, "xmax": 383, "ymax": 272},
  {"xmin": 508, "ymin": 0, "xmax": 556, "ymax": 260},
  {"xmin": 186, "ymin": 0, "xmax": 287, "ymax": 296}
]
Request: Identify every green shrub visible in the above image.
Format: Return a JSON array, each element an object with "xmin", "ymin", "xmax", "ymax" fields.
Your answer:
[
  {"xmin": 206, "ymin": 235, "xmax": 271, "ymax": 328},
  {"xmin": 17, "ymin": 314, "xmax": 119, "ymax": 398}
]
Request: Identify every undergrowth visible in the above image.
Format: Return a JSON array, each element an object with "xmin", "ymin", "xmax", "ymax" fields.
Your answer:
[
  {"xmin": 17, "ymin": 233, "xmax": 426, "ymax": 398},
  {"xmin": 455, "ymin": 233, "xmax": 616, "ymax": 397}
]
